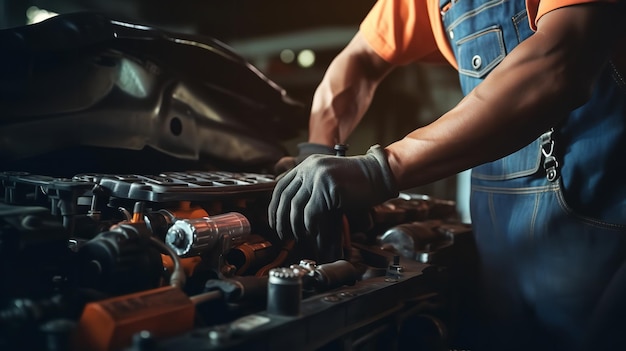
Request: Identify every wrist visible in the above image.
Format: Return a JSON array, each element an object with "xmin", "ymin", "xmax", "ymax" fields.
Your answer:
[{"xmin": 366, "ymin": 145, "xmax": 400, "ymax": 202}]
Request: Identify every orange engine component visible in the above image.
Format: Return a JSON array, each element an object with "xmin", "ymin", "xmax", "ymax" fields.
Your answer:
[
  {"xmin": 162, "ymin": 255, "xmax": 202, "ymax": 277},
  {"xmin": 74, "ymin": 286, "xmax": 195, "ymax": 351}
]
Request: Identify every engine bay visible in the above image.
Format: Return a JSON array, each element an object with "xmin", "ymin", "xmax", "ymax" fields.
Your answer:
[{"xmin": 0, "ymin": 170, "xmax": 477, "ymax": 350}]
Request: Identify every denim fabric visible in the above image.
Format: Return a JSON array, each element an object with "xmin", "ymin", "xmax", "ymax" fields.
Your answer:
[{"xmin": 440, "ymin": 0, "xmax": 626, "ymax": 349}]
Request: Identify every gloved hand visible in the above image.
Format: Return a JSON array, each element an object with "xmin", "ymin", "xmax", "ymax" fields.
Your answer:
[
  {"xmin": 268, "ymin": 144, "xmax": 399, "ymax": 241},
  {"xmin": 273, "ymin": 142, "xmax": 335, "ymax": 175}
]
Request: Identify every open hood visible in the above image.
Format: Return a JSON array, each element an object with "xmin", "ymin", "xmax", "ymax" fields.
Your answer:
[{"xmin": 0, "ymin": 12, "xmax": 306, "ymax": 176}]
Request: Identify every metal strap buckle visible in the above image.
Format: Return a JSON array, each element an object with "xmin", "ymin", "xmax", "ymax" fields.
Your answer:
[{"xmin": 540, "ymin": 128, "xmax": 559, "ymax": 182}]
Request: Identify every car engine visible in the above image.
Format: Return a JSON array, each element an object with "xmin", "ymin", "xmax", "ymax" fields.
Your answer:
[{"xmin": 0, "ymin": 13, "xmax": 478, "ymax": 351}]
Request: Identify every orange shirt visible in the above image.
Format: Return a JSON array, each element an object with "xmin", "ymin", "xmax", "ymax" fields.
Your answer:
[{"xmin": 360, "ymin": 0, "xmax": 620, "ymax": 68}]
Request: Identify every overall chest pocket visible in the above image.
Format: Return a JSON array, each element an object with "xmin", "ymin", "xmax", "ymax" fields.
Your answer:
[{"xmin": 456, "ymin": 25, "xmax": 505, "ymax": 79}]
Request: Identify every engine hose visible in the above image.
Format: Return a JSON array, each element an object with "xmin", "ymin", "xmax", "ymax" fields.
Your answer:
[
  {"xmin": 150, "ymin": 237, "xmax": 186, "ymax": 289},
  {"xmin": 255, "ymin": 239, "xmax": 295, "ymax": 277}
]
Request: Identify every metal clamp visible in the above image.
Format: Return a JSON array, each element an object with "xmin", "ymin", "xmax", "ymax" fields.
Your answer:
[{"xmin": 540, "ymin": 128, "xmax": 559, "ymax": 182}]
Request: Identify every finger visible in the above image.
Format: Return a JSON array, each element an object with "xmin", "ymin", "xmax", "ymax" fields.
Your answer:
[
  {"xmin": 289, "ymin": 185, "xmax": 312, "ymax": 241},
  {"xmin": 268, "ymin": 169, "xmax": 297, "ymax": 230},
  {"xmin": 268, "ymin": 188, "xmax": 279, "ymax": 232},
  {"xmin": 303, "ymin": 192, "xmax": 323, "ymax": 239},
  {"xmin": 274, "ymin": 176, "xmax": 304, "ymax": 240}
]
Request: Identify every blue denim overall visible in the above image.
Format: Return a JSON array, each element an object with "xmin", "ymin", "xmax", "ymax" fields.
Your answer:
[{"xmin": 440, "ymin": 0, "xmax": 626, "ymax": 349}]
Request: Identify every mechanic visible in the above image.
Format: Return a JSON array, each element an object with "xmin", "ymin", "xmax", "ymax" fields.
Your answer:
[{"xmin": 268, "ymin": 0, "xmax": 626, "ymax": 349}]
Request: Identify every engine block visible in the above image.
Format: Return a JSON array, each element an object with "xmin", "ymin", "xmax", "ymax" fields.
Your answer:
[{"xmin": 0, "ymin": 170, "xmax": 477, "ymax": 351}]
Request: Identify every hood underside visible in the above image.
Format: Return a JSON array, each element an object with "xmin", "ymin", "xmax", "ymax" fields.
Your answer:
[{"xmin": 0, "ymin": 12, "xmax": 307, "ymax": 176}]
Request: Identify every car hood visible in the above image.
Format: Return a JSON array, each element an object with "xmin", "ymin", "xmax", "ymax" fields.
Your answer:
[{"xmin": 0, "ymin": 12, "xmax": 306, "ymax": 176}]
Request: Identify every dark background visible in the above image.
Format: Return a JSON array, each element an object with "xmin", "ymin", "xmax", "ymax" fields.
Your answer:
[{"xmin": 0, "ymin": 1, "xmax": 376, "ymax": 40}]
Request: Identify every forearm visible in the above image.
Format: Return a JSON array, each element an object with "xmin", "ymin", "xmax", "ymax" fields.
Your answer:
[
  {"xmin": 386, "ymin": 4, "xmax": 622, "ymax": 189},
  {"xmin": 307, "ymin": 73, "xmax": 377, "ymax": 146},
  {"xmin": 308, "ymin": 32, "xmax": 394, "ymax": 146}
]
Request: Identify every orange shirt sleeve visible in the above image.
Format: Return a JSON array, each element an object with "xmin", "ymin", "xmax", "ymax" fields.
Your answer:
[
  {"xmin": 359, "ymin": 0, "xmax": 447, "ymax": 65},
  {"xmin": 527, "ymin": 0, "xmax": 620, "ymax": 30},
  {"xmin": 361, "ymin": 0, "xmax": 622, "ymax": 69}
]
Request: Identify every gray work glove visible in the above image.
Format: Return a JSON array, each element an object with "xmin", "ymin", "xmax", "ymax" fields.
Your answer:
[
  {"xmin": 273, "ymin": 142, "xmax": 335, "ymax": 175},
  {"xmin": 268, "ymin": 144, "xmax": 399, "ymax": 241}
]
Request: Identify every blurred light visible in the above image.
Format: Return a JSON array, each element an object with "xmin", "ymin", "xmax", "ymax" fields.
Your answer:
[
  {"xmin": 116, "ymin": 58, "xmax": 154, "ymax": 98},
  {"xmin": 297, "ymin": 49, "xmax": 316, "ymax": 68},
  {"xmin": 279, "ymin": 49, "xmax": 295, "ymax": 64},
  {"xmin": 26, "ymin": 6, "xmax": 58, "ymax": 25}
]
